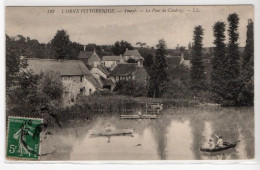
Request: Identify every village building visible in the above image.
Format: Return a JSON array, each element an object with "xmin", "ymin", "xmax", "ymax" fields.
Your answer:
[
  {"xmin": 79, "ymin": 50, "xmax": 101, "ymax": 68},
  {"xmin": 79, "ymin": 49, "xmax": 114, "ymax": 90},
  {"xmin": 102, "ymin": 55, "xmax": 124, "ymax": 70},
  {"xmin": 26, "ymin": 58, "xmax": 101, "ymax": 106},
  {"xmin": 166, "ymin": 52, "xmax": 191, "ymax": 68},
  {"xmin": 123, "ymin": 48, "xmax": 144, "ymax": 65},
  {"xmin": 90, "ymin": 64, "xmax": 113, "ymax": 90},
  {"xmin": 109, "ymin": 61, "xmax": 149, "ymax": 86}
]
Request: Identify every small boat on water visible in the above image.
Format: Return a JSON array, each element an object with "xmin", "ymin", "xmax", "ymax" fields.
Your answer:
[
  {"xmin": 200, "ymin": 141, "xmax": 240, "ymax": 153},
  {"xmin": 146, "ymin": 103, "xmax": 163, "ymax": 110},
  {"xmin": 91, "ymin": 129, "xmax": 133, "ymax": 136},
  {"xmin": 121, "ymin": 114, "xmax": 157, "ymax": 119}
]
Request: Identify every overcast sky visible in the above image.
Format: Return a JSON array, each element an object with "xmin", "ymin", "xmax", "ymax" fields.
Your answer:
[{"xmin": 6, "ymin": 5, "xmax": 254, "ymax": 49}]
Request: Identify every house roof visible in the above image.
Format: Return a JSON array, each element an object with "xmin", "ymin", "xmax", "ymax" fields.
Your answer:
[
  {"xmin": 109, "ymin": 63, "xmax": 141, "ymax": 77},
  {"xmin": 85, "ymin": 75, "xmax": 102, "ymax": 89},
  {"xmin": 100, "ymin": 76, "xmax": 113, "ymax": 86},
  {"xmin": 79, "ymin": 51, "xmax": 93, "ymax": 59},
  {"xmin": 123, "ymin": 49, "xmax": 144, "ymax": 60},
  {"xmin": 102, "ymin": 55, "xmax": 122, "ymax": 61},
  {"xmin": 26, "ymin": 58, "xmax": 91, "ymax": 76},
  {"xmin": 97, "ymin": 64, "xmax": 110, "ymax": 76}
]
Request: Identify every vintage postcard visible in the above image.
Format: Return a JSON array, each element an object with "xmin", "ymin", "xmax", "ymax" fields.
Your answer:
[{"xmin": 5, "ymin": 5, "xmax": 254, "ymax": 161}]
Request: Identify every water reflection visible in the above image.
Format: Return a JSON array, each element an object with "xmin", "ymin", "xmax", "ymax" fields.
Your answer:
[
  {"xmin": 166, "ymin": 120, "xmax": 194, "ymax": 160},
  {"xmin": 41, "ymin": 107, "xmax": 254, "ymax": 160}
]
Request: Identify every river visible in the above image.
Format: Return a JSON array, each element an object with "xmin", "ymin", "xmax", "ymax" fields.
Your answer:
[{"xmin": 40, "ymin": 106, "xmax": 254, "ymax": 160}]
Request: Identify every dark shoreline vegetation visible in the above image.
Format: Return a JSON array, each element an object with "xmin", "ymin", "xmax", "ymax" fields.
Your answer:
[{"xmin": 6, "ymin": 13, "xmax": 254, "ymax": 128}]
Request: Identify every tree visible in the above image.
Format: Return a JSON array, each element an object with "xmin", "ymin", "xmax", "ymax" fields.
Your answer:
[
  {"xmin": 143, "ymin": 54, "xmax": 154, "ymax": 69},
  {"xmin": 179, "ymin": 46, "xmax": 186, "ymax": 53},
  {"xmin": 112, "ymin": 40, "xmax": 133, "ymax": 55},
  {"xmin": 224, "ymin": 13, "xmax": 240, "ymax": 105},
  {"xmin": 190, "ymin": 25, "xmax": 206, "ymax": 95},
  {"xmin": 238, "ymin": 19, "xmax": 254, "ymax": 105},
  {"xmin": 211, "ymin": 21, "xmax": 228, "ymax": 103},
  {"xmin": 51, "ymin": 30, "xmax": 71, "ymax": 59},
  {"xmin": 148, "ymin": 39, "xmax": 168, "ymax": 97},
  {"xmin": 136, "ymin": 42, "xmax": 147, "ymax": 48}
]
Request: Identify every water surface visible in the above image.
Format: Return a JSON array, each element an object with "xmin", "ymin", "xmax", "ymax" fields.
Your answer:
[{"xmin": 41, "ymin": 106, "xmax": 254, "ymax": 160}]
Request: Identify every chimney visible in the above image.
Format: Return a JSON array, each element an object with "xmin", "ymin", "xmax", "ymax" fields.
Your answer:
[
  {"xmin": 137, "ymin": 60, "xmax": 143, "ymax": 67},
  {"xmin": 83, "ymin": 45, "xmax": 86, "ymax": 51},
  {"xmin": 180, "ymin": 52, "xmax": 184, "ymax": 65}
]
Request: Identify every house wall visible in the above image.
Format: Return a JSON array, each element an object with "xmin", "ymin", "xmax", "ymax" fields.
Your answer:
[
  {"xmin": 82, "ymin": 76, "xmax": 97, "ymax": 96},
  {"xmin": 62, "ymin": 75, "xmax": 97, "ymax": 106},
  {"xmin": 88, "ymin": 53, "xmax": 101, "ymax": 67},
  {"xmin": 103, "ymin": 61, "xmax": 118, "ymax": 69}
]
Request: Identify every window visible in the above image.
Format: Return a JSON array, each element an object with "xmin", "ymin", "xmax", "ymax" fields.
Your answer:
[
  {"xmin": 89, "ymin": 89, "xmax": 92, "ymax": 95},
  {"xmin": 80, "ymin": 87, "xmax": 85, "ymax": 94}
]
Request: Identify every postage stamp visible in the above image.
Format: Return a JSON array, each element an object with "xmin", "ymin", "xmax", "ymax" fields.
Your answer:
[{"xmin": 6, "ymin": 116, "xmax": 43, "ymax": 160}]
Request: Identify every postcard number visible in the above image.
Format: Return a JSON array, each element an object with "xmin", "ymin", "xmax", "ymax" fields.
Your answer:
[{"xmin": 48, "ymin": 9, "xmax": 55, "ymax": 14}]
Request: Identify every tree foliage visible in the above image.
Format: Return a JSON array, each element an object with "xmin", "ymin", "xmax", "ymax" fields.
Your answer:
[
  {"xmin": 112, "ymin": 40, "xmax": 133, "ymax": 55},
  {"xmin": 211, "ymin": 21, "xmax": 228, "ymax": 103},
  {"xmin": 148, "ymin": 39, "xmax": 168, "ymax": 98},
  {"xmin": 51, "ymin": 30, "xmax": 71, "ymax": 59},
  {"xmin": 114, "ymin": 80, "xmax": 147, "ymax": 97},
  {"xmin": 238, "ymin": 20, "xmax": 254, "ymax": 105},
  {"xmin": 190, "ymin": 25, "xmax": 206, "ymax": 94},
  {"xmin": 223, "ymin": 13, "xmax": 240, "ymax": 105}
]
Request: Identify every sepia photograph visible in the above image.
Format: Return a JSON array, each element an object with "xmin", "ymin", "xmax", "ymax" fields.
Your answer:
[{"xmin": 5, "ymin": 5, "xmax": 254, "ymax": 161}]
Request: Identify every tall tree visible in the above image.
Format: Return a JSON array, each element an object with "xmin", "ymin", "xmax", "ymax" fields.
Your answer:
[
  {"xmin": 211, "ymin": 21, "xmax": 227, "ymax": 103},
  {"xmin": 238, "ymin": 19, "xmax": 254, "ymax": 105},
  {"xmin": 51, "ymin": 30, "xmax": 71, "ymax": 59},
  {"xmin": 112, "ymin": 40, "xmax": 133, "ymax": 55},
  {"xmin": 190, "ymin": 25, "xmax": 206, "ymax": 95},
  {"xmin": 148, "ymin": 39, "xmax": 168, "ymax": 97},
  {"xmin": 225, "ymin": 13, "xmax": 240, "ymax": 105}
]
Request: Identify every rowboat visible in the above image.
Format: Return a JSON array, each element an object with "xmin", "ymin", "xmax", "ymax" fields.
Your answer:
[
  {"xmin": 145, "ymin": 103, "xmax": 163, "ymax": 110},
  {"xmin": 121, "ymin": 114, "xmax": 157, "ymax": 119},
  {"xmin": 200, "ymin": 141, "xmax": 240, "ymax": 153},
  {"xmin": 91, "ymin": 129, "xmax": 133, "ymax": 136}
]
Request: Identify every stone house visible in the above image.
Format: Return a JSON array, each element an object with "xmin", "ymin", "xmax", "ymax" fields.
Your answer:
[
  {"xmin": 102, "ymin": 55, "xmax": 124, "ymax": 70},
  {"xmin": 26, "ymin": 58, "xmax": 101, "ymax": 106},
  {"xmin": 109, "ymin": 62, "xmax": 149, "ymax": 86},
  {"xmin": 79, "ymin": 50, "xmax": 101, "ymax": 68},
  {"xmin": 123, "ymin": 48, "xmax": 144, "ymax": 65}
]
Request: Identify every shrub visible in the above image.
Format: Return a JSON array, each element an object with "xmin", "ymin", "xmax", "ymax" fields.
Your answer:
[{"xmin": 113, "ymin": 80, "xmax": 147, "ymax": 97}]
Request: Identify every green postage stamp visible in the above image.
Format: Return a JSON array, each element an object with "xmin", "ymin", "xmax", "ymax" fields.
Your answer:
[{"xmin": 6, "ymin": 116, "xmax": 43, "ymax": 160}]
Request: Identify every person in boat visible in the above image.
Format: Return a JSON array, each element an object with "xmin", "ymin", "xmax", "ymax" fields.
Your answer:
[
  {"xmin": 208, "ymin": 139, "xmax": 215, "ymax": 149},
  {"xmin": 215, "ymin": 135, "xmax": 224, "ymax": 147}
]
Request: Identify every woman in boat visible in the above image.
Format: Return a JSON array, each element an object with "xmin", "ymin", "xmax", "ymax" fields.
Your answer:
[
  {"xmin": 215, "ymin": 135, "xmax": 224, "ymax": 147},
  {"xmin": 208, "ymin": 139, "xmax": 215, "ymax": 149}
]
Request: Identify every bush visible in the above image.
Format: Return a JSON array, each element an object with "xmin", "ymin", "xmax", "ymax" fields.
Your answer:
[{"xmin": 113, "ymin": 80, "xmax": 147, "ymax": 97}]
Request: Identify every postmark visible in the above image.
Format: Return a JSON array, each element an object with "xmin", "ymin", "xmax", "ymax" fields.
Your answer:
[{"xmin": 6, "ymin": 116, "xmax": 43, "ymax": 160}]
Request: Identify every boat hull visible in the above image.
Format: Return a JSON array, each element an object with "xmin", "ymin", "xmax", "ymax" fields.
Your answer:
[
  {"xmin": 200, "ymin": 142, "xmax": 237, "ymax": 152},
  {"xmin": 91, "ymin": 129, "xmax": 133, "ymax": 136},
  {"xmin": 121, "ymin": 115, "xmax": 157, "ymax": 119}
]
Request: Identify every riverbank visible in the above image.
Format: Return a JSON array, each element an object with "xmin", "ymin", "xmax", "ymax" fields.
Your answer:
[{"xmin": 53, "ymin": 94, "xmax": 210, "ymax": 125}]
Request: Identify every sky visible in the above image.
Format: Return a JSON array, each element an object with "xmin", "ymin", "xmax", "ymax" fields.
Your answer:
[{"xmin": 6, "ymin": 5, "xmax": 254, "ymax": 49}]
